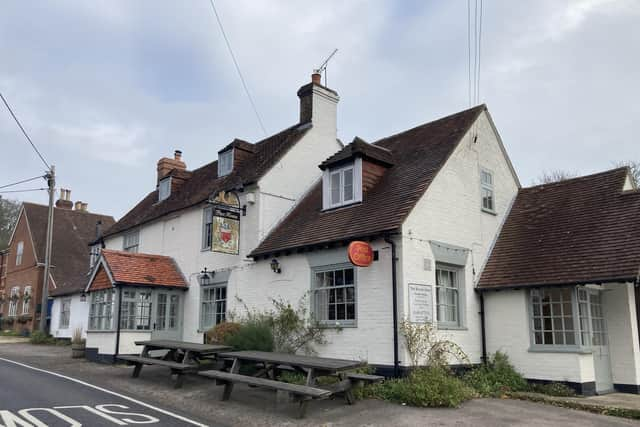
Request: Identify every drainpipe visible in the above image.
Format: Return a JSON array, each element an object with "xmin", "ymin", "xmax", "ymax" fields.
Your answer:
[
  {"xmin": 115, "ymin": 285, "xmax": 122, "ymax": 361},
  {"xmin": 479, "ymin": 290, "xmax": 487, "ymax": 364},
  {"xmin": 384, "ymin": 236, "xmax": 400, "ymax": 377}
]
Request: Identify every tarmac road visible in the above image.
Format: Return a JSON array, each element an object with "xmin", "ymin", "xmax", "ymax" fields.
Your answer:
[{"xmin": 0, "ymin": 357, "xmax": 213, "ymax": 427}]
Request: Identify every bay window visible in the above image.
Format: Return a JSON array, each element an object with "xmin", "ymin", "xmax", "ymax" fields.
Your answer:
[
  {"xmin": 120, "ymin": 290, "xmax": 152, "ymax": 330},
  {"xmin": 89, "ymin": 289, "xmax": 114, "ymax": 330}
]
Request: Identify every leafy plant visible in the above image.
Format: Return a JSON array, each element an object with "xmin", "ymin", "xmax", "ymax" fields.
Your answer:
[
  {"xmin": 363, "ymin": 366, "xmax": 475, "ymax": 407},
  {"xmin": 463, "ymin": 352, "xmax": 528, "ymax": 397},
  {"xmin": 224, "ymin": 318, "xmax": 274, "ymax": 352},
  {"xmin": 400, "ymin": 319, "xmax": 468, "ymax": 368},
  {"xmin": 29, "ymin": 330, "xmax": 56, "ymax": 345},
  {"xmin": 206, "ymin": 322, "xmax": 241, "ymax": 344},
  {"xmin": 529, "ymin": 382, "xmax": 576, "ymax": 397}
]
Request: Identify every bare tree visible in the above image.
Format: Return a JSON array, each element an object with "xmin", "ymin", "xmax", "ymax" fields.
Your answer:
[
  {"xmin": 614, "ymin": 160, "xmax": 640, "ymax": 187},
  {"xmin": 0, "ymin": 197, "xmax": 21, "ymax": 250},
  {"xmin": 534, "ymin": 170, "xmax": 578, "ymax": 185}
]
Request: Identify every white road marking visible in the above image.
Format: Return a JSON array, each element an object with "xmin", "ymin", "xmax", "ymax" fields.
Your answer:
[{"xmin": 0, "ymin": 357, "xmax": 208, "ymax": 427}]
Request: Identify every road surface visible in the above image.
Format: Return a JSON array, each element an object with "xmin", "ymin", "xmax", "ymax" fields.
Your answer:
[{"xmin": 0, "ymin": 357, "xmax": 213, "ymax": 426}]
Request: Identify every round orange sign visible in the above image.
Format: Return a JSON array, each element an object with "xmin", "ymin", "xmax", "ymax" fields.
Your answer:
[{"xmin": 348, "ymin": 241, "xmax": 374, "ymax": 267}]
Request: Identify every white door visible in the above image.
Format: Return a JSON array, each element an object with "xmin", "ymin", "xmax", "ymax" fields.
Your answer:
[
  {"xmin": 579, "ymin": 289, "xmax": 613, "ymax": 393},
  {"xmin": 152, "ymin": 291, "xmax": 182, "ymax": 341}
]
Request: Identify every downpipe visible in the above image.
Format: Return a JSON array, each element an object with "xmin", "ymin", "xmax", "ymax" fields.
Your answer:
[{"xmin": 384, "ymin": 235, "xmax": 400, "ymax": 377}]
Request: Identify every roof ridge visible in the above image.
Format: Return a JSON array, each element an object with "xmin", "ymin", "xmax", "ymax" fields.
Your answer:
[
  {"xmin": 522, "ymin": 167, "xmax": 629, "ymax": 191},
  {"xmin": 372, "ymin": 104, "xmax": 486, "ymax": 146},
  {"xmin": 103, "ymin": 249, "xmax": 173, "ymax": 259}
]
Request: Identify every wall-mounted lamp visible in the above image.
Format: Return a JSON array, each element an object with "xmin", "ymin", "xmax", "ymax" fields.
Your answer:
[
  {"xmin": 200, "ymin": 267, "xmax": 214, "ymax": 286},
  {"xmin": 80, "ymin": 292, "xmax": 87, "ymax": 302},
  {"xmin": 270, "ymin": 258, "xmax": 282, "ymax": 274}
]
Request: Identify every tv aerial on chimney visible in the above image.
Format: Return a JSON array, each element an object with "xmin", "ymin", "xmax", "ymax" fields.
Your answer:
[{"xmin": 314, "ymin": 48, "xmax": 338, "ymax": 86}]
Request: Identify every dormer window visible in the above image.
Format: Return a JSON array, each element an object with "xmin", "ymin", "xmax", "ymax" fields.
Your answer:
[
  {"xmin": 322, "ymin": 158, "xmax": 363, "ymax": 210},
  {"xmin": 218, "ymin": 150, "xmax": 233, "ymax": 176},
  {"xmin": 158, "ymin": 177, "xmax": 171, "ymax": 202}
]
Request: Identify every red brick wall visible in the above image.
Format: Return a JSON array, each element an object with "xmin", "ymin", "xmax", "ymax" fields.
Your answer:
[{"xmin": 363, "ymin": 160, "xmax": 387, "ymax": 193}]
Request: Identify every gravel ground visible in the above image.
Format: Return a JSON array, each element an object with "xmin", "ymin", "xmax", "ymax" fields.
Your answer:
[{"xmin": 1, "ymin": 343, "xmax": 637, "ymax": 427}]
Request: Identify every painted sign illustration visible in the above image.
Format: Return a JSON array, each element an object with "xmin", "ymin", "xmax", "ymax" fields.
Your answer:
[
  {"xmin": 347, "ymin": 241, "xmax": 374, "ymax": 267},
  {"xmin": 210, "ymin": 191, "xmax": 240, "ymax": 255}
]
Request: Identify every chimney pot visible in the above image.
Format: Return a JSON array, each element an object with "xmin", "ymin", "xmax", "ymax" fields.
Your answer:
[
  {"xmin": 74, "ymin": 201, "xmax": 82, "ymax": 211},
  {"xmin": 81, "ymin": 202, "xmax": 88, "ymax": 212},
  {"xmin": 311, "ymin": 72, "xmax": 322, "ymax": 85},
  {"xmin": 174, "ymin": 150, "xmax": 182, "ymax": 161}
]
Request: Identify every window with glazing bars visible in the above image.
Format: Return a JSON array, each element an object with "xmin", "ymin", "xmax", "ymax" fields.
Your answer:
[
  {"xmin": 202, "ymin": 207, "xmax": 214, "ymax": 250},
  {"xmin": 89, "ymin": 290, "xmax": 114, "ymax": 330},
  {"xmin": 312, "ymin": 266, "xmax": 356, "ymax": 326},
  {"xmin": 120, "ymin": 290, "xmax": 152, "ymax": 330},
  {"xmin": 436, "ymin": 265, "xmax": 460, "ymax": 326},
  {"xmin": 201, "ymin": 286, "xmax": 226, "ymax": 330},
  {"xmin": 530, "ymin": 288, "xmax": 576, "ymax": 346},
  {"xmin": 60, "ymin": 298, "xmax": 71, "ymax": 329}
]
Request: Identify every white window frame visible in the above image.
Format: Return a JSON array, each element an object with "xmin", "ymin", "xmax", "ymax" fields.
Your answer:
[
  {"xmin": 120, "ymin": 289, "xmax": 153, "ymax": 331},
  {"xmin": 88, "ymin": 289, "xmax": 115, "ymax": 331},
  {"xmin": 435, "ymin": 263, "xmax": 464, "ymax": 328},
  {"xmin": 123, "ymin": 230, "xmax": 140, "ymax": 253},
  {"xmin": 202, "ymin": 207, "xmax": 214, "ymax": 250},
  {"xmin": 218, "ymin": 150, "xmax": 233, "ymax": 176},
  {"xmin": 311, "ymin": 264, "xmax": 357, "ymax": 327},
  {"xmin": 89, "ymin": 244, "xmax": 101, "ymax": 269},
  {"xmin": 322, "ymin": 158, "xmax": 363, "ymax": 210},
  {"xmin": 158, "ymin": 177, "xmax": 171, "ymax": 202},
  {"xmin": 480, "ymin": 168, "xmax": 495, "ymax": 213},
  {"xmin": 200, "ymin": 281, "xmax": 227, "ymax": 331},
  {"xmin": 8, "ymin": 286, "xmax": 19, "ymax": 317},
  {"xmin": 16, "ymin": 241, "xmax": 24, "ymax": 266},
  {"xmin": 59, "ymin": 297, "xmax": 72, "ymax": 329},
  {"xmin": 21, "ymin": 286, "xmax": 31, "ymax": 315}
]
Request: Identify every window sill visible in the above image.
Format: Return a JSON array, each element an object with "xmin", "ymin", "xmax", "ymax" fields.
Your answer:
[
  {"xmin": 481, "ymin": 208, "xmax": 497, "ymax": 216},
  {"xmin": 201, "ymin": 247, "xmax": 211, "ymax": 253},
  {"xmin": 528, "ymin": 346, "xmax": 592, "ymax": 354},
  {"xmin": 321, "ymin": 202, "xmax": 362, "ymax": 213},
  {"xmin": 437, "ymin": 325, "xmax": 467, "ymax": 331},
  {"xmin": 319, "ymin": 322, "xmax": 357, "ymax": 329}
]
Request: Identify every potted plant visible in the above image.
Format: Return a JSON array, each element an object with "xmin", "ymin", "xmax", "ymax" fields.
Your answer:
[{"xmin": 71, "ymin": 327, "xmax": 86, "ymax": 359}]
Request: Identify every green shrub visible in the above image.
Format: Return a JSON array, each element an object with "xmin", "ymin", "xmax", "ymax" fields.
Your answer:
[
  {"xmin": 463, "ymin": 352, "xmax": 528, "ymax": 397},
  {"xmin": 224, "ymin": 319, "xmax": 274, "ymax": 352},
  {"xmin": 529, "ymin": 382, "xmax": 576, "ymax": 397},
  {"xmin": 364, "ymin": 366, "xmax": 475, "ymax": 407},
  {"xmin": 29, "ymin": 330, "xmax": 55, "ymax": 345},
  {"xmin": 277, "ymin": 371, "xmax": 306, "ymax": 385}
]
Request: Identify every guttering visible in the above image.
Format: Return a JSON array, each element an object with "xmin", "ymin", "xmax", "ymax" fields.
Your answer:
[
  {"xmin": 384, "ymin": 235, "xmax": 400, "ymax": 377},
  {"xmin": 477, "ymin": 276, "xmax": 639, "ymax": 292},
  {"xmin": 479, "ymin": 292, "xmax": 487, "ymax": 364}
]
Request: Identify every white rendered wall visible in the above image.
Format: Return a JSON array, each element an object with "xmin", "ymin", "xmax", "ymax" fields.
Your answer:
[
  {"xmin": 484, "ymin": 290, "xmax": 594, "ymax": 384},
  {"xmin": 50, "ymin": 294, "xmax": 89, "ymax": 339},
  {"xmin": 229, "ymin": 242, "xmax": 396, "ymax": 365},
  {"xmin": 400, "ymin": 111, "xmax": 519, "ymax": 364},
  {"xmin": 86, "ymin": 331, "xmax": 116, "ymax": 355},
  {"xmin": 604, "ymin": 282, "xmax": 640, "ymax": 386}
]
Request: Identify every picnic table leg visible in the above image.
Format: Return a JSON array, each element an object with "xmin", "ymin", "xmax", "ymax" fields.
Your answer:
[
  {"xmin": 221, "ymin": 358, "xmax": 240, "ymax": 401},
  {"xmin": 304, "ymin": 368, "xmax": 316, "ymax": 386},
  {"xmin": 341, "ymin": 373, "xmax": 356, "ymax": 405},
  {"xmin": 132, "ymin": 363, "xmax": 143, "ymax": 378},
  {"xmin": 296, "ymin": 397, "xmax": 310, "ymax": 419},
  {"xmin": 172, "ymin": 370, "xmax": 185, "ymax": 389}
]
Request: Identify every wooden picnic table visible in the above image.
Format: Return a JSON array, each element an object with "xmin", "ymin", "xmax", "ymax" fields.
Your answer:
[
  {"xmin": 117, "ymin": 340, "xmax": 231, "ymax": 388},
  {"xmin": 201, "ymin": 350, "xmax": 382, "ymax": 418}
]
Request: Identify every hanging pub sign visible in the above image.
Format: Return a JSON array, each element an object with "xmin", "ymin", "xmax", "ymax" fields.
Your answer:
[
  {"xmin": 347, "ymin": 241, "xmax": 374, "ymax": 267},
  {"xmin": 208, "ymin": 191, "xmax": 241, "ymax": 255}
]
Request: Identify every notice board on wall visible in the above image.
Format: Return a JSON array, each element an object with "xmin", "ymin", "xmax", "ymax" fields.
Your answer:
[{"xmin": 408, "ymin": 283, "xmax": 433, "ymax": 323}]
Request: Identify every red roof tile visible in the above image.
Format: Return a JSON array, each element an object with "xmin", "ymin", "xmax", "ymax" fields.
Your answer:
[
  {"xmin": 96, "ymin": 249, "xmax": 187, "ymax": 288},
  {"xmin": 478, "ymin": 168, "xmax": 640, "ymax": 289}
]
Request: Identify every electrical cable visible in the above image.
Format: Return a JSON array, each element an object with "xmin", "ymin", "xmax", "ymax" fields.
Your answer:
[{"xmin": 0, "ymin": 175, "xmax": 45, "ymax": 190}]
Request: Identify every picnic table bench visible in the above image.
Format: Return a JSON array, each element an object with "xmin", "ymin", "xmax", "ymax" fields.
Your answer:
[
  {"xmin": 200, "ymin": 350, "xmax": 383, "ymax": 418},
  {"xmin": 117, "ymin": 340, "xmax": 231, "ymax": 388}
]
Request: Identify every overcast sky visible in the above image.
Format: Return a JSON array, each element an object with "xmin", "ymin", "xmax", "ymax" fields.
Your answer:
[{"xmin": 1, "ymin": 0, "xmax": 638, "ymax": 220}]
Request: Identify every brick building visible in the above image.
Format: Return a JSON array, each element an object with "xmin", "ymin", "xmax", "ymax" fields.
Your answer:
[{"xmin": 1, "ymin": 191, "xmax": 114, "ymax": 334}]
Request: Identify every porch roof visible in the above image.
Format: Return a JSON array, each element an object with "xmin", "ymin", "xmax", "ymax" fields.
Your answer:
[
  {"xmin": 87, "ymin": 249, "xmax": 188, "ymax": 291},
  {"xmin": 478, "ymin": 168, "xmax": 640, "ymax": 290}
]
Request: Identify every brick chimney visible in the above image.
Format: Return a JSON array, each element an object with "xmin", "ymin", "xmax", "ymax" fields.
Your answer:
[
  {"xmin": 297, "ymin": 72, "xmax": 339, "ymax": 136},
  {"xmin": 157, "ymin": 150, "xmax": 186, "ymax": 182},
  {"xmin": 55, "ymin": 188, "xmax": 73, "ymax": 210}
]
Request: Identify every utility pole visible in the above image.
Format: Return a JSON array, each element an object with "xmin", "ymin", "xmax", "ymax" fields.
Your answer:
[{"xmin": 39, "ymin": 165, "xmax": 55, "ymax": 332}]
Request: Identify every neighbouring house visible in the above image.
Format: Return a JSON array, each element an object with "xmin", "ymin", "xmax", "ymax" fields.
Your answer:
[
  {"xmin": 242, "ymin": 104, "xmax": 520, "ymax": 375},
  {"xmin": 2, "ymin": 190, "xmax": 114, "ymax": 335},
  {"xmin": 84, "ymin": 73, "xmax": 343, "ymax": 360},
  {"xmin": 0, "ymin": 248, "xmax": 8, "ymax": 325},
  {"xmin": 479, "ymin": 168, "xmax": 640, "ymax": 395}
]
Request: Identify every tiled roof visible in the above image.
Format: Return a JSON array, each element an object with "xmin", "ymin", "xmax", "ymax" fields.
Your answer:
[
  {"xmin": 478, "ymin": 168, "xmax": 640, "ymax": 289},
  {"xmin": 105, "ymin": 122, "xmax": 311, "ymax": 237},
  {"xmin": 320, "ymin": 137, "xmax": 394, "ymax": 170},
  {"xmin": 99, "ymin": 249, "xmax": 187, "ymax": 288},
  {"xmin": 22, "ymin": 203, "xmax": 116, "ymax": 296},
  {"xmin": 250, "ymin": 105, "xmax": 486, "ymax": 257}
]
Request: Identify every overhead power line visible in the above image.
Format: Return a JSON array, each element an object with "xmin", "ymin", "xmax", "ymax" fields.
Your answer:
[
  {"xmin": 467, "ymin": 0, "xmax": 484, "ymax": 107},
  {"xmin": 207, "ymin": 0, "xmax": 267, "ymax": 136},
  {"xmin": 0, "ymin": 175, "xmax": 45, "ymax": 190},
  {"xmin": 0, "ymin": 187, "xmax": 47, "ymax": 194},
  {"xmin": 0, "ymin": 92, "xmax": 51, "ymax": 170}
]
